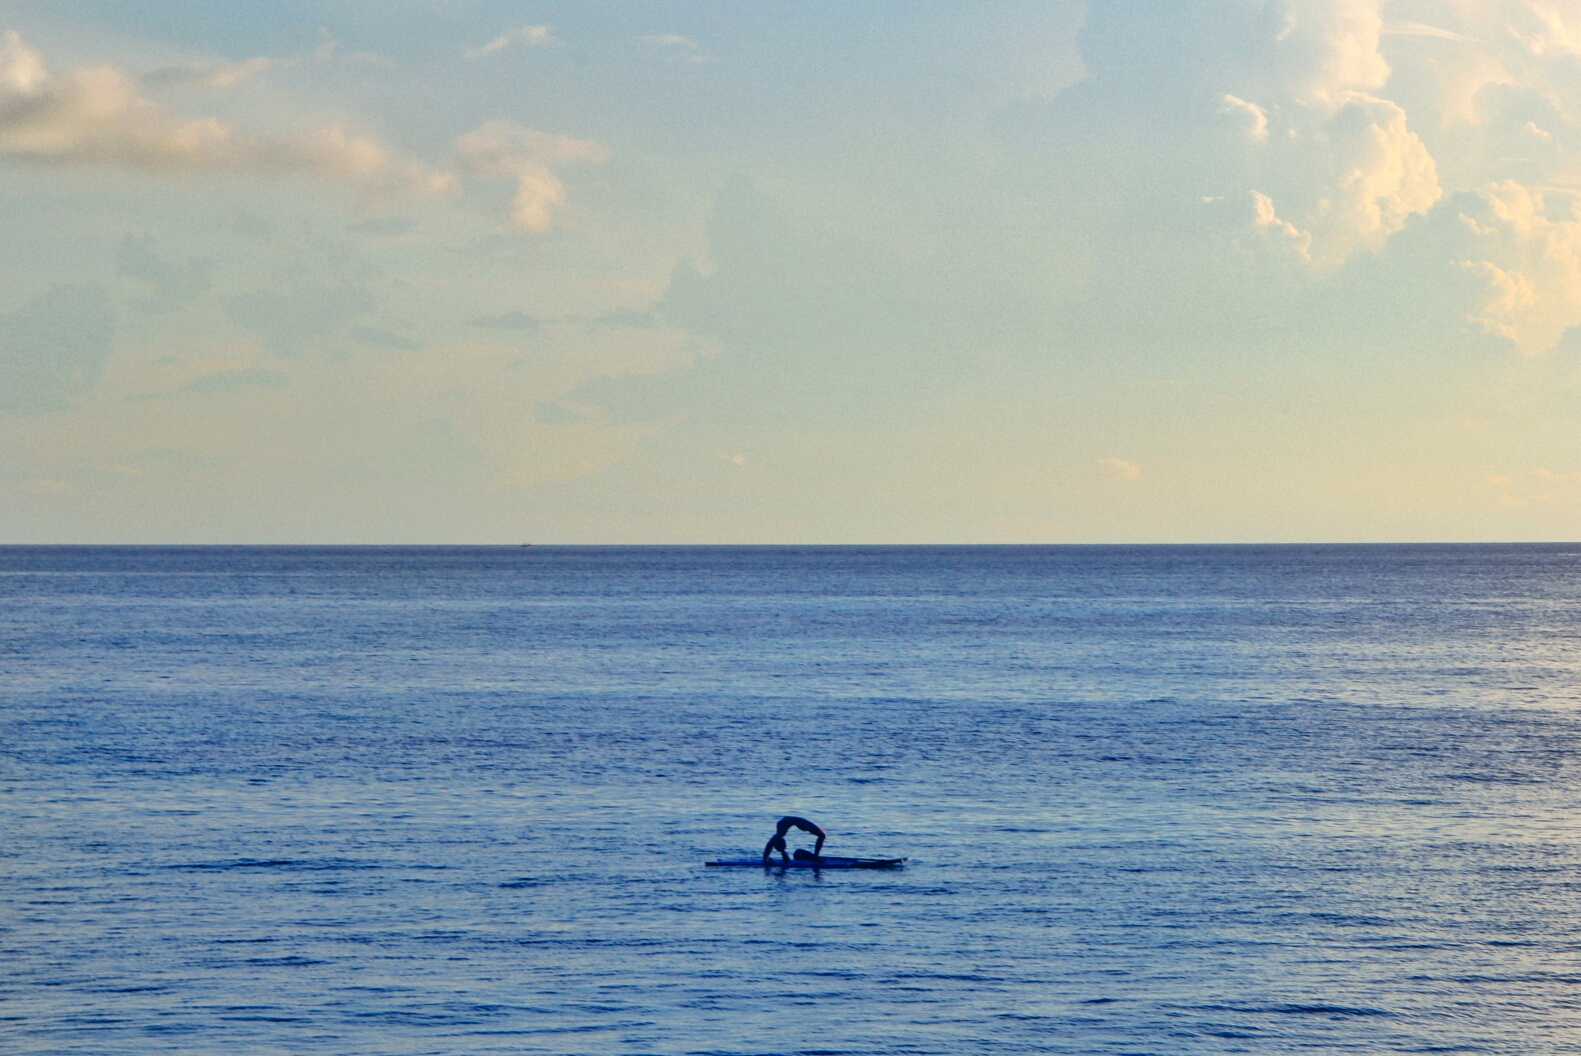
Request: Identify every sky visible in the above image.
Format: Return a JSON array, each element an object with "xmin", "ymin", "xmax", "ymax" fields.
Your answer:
[{"xmin": 3, "ymin": 0, "xmax": 1581, "ymax": 542}]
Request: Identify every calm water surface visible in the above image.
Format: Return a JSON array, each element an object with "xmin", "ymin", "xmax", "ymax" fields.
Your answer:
[{"xmin": 5, "ymin": 545, "xmax": 1581, "ymax": 1054}]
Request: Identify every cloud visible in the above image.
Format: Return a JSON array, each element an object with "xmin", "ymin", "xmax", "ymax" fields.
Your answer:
[
  {"xmin": 225, "ymin": 283, "xmax": 378, "ymax": 354},
  {"xmin": 347, "ymin": 216, "xmax": 416, "ymax": 236},
  {"xmin": 0, "ymin": 284, "xmax": 116, "ymax": 414},
  {"xmin": 1099, "ymin": 457, "xmax": 1141, "ymax": 481},
  {"xmin": 0, "ymin": 31, "xmax": 451, "ymax": 195},
  {"xmin": 453, "ymin": 120, "xmax": 608, "ymax": 231},
  {"xmin": 1510, "ymin": 2, "xmax": 1581, "ymax": 56},
  {"xmin": 1452, "ymin": 181, "xmax": 1581, "ymax": 353},
  {"xmin": 226, "ymin": 209, "xmax": 274, "ymax": 238},
  {"xmin": 342, "ymin": 51, "xmax": 397, "ymax": 69},
  {"xmin": 1376, "ymin": 3, "xmax": 1581, "ymax": 146},
  {"xmin": 465, "ymin": 26, "xmax": 557, "ymax": 59},
  {"xmin": 536, "ymin": 401, "xmax": 593, "ymax": 424},
  {"xmin": 313, "ymin": 30, "xmax": 338, "ymax": 63},
  {"xmin": 143, "ymin": 56, "xmax": 273, "ymax": 89},
  {"xmin": 1236, "ymin": 87, "xmax": 1441, "ymax": 268},
  {"xmin": 1283, "ymin": 0, "xmax": 1391, "ymax": 102},
  {"xmin": 1252, "ymin": 189, "xmax": 1313, "ymax": 261},
  {"xmin": 644, "ymin": 34, "xmax": 698, "ymax": 50},
  {"xmin": 1228, "ymin": 92, "xmax": 1440, "ymax": 266},
  {"xmin": 638, "ymin": 174, "xmax": 1005, "ymax": 432},
  {"xmin": 1484, "ymin": 465, "xmax": 1581, "ymax": 507},
  {"xmin": 592, "ymin": 308, "xmax": 659, "ymax": 330},
  {"xmin": 1306, "ymin": 93, "xmax": 1440, "ymax": 263},
  {"xmin": 469, "ymin": 310, "xmax": 540, "ymax": 331},
  {"xmin": 1010, "ymin": 0, "xmax": 1581, "ymax": 347},
  {"xmin": 182, "ymin": 367, "xmax": 289, "ymax": 393},
  {"xmin": 1025, "ymin": 2, "xmax": 1442, "ymax": 269},
  {"xmin": 642, "ymin": 33, "xmax": 711, "ymax": 64},
  {"xmin": 352, "ymin": 325, "xmax": 422, "ymax": 350},
  {"xmin": 1220, "ymin": 93, "xmax": 1269, "ymax": 141},
  {"xmin": 116, "ymin": 233, "xmax": 212, "ymax": 312},
  {"xmin": 1383, "ymin": 21, "xmax": 1471, "ymax": 44}
]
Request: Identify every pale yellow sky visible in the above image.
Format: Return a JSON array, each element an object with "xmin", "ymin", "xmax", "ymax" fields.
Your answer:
[{"xmin": 2, "ymin": 1, "xmax": 1580, "ymax": 541}]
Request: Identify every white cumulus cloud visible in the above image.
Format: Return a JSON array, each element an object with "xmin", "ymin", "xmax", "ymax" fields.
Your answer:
[
  {"xmin": 1454, "ymin": 180, "xmax": 1581, "ymax": 353},
  {"xmin": 1302, "ymin": 92, "xmax": 1440, "ymax": 264},
  {"xmin": 1057, "ymin": 2, "xmax": 1441, "ymax": 270},
  {"xmin": 1224, "ymin": 3, "xmax": 1441, "ymax": 266},
  {"xmin": 1271, "ymin": 0, "xmax": 1391, "ymax": 102}
]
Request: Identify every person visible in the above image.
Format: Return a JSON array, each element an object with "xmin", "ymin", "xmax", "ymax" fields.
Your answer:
[{"xmin": 763, "ymin": 816, "xmax": 826, "ymax": 864}]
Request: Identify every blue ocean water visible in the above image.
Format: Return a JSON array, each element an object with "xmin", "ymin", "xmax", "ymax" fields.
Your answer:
[{"xmin": 5, "ymin": 545, "xmax": 1581, "ymax": 1055}]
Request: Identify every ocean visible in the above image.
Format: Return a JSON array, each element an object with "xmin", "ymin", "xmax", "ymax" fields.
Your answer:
[{"xmin": 5, "ymin": 544, "xmax": 1581, "ymax": 1054}]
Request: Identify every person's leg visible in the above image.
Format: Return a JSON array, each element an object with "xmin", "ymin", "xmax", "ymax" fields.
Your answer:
[{"xmin": 813, "ymin": 833, "xmax": 825, "ymax": 858}]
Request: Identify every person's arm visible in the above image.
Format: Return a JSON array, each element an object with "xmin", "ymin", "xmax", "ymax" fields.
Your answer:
[{"xmin": 763, "ymin": 837, "xmax": 777, "ymax": 864}]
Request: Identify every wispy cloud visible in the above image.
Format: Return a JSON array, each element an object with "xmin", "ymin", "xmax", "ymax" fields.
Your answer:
[
  {"xmin": 225, "ymin": 283, "xmax": 378, "ymax": 354},
  {"xmin": 465, "ymin": 26, "xmax": 557, "ymax": 59},
  {"xmin": 642, "ymin": 34, "xmax": 710, "ymax": 63},
  {"xmin": 144, "ymin": 55, "xmax": 274, "ymax": 89},
  {"xmin": 591, "ymin": 308, "xmax": 658, "ymax": 330},
  {"xmin": 312, "ymin": 29, "xmax": 394, "ymax": 68},
  {"xmin": 116, "ymin": 234, "xmax": 212, "ymax": 313},
  {"xmin": 644, "ymin": 34, "xmax": 697, "ymax": 50},
  {"xmin": 182, "ymin": 367, "xmax": 289, "ymax": 394},
  {"xmin": 469, "ymin": 310, "xmax": 540, "ymax": 331},
  {"xmin": 352, "ymin": 326, "xmax": 422, "ymax": 351},
  {"xmin": 1486, "ymin": 468, "xmax": 1581, "ymax": 507},
  {"xmin": 1383, "ymin": 21, "xmax": 1471, "ymax": 43},
  {"xmin": 347, "ymin": 216, "xmax": 416, "ymax": 237}
]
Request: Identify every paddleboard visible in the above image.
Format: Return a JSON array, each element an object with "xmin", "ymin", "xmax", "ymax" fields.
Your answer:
[{"xmin": 705, "ymin": 856, "xmax": 906, "ymax": 869}]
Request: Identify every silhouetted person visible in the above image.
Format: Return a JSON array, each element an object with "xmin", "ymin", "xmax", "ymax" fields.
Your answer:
[{"xmin": 763, "ymin": 816, "xmax": 826, "ymax": 863}]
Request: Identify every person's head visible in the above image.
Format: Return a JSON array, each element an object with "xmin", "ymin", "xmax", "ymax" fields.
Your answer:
[{"xmin": 769, "ymin": 835, "xmax": 787, "ymax": 854}]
